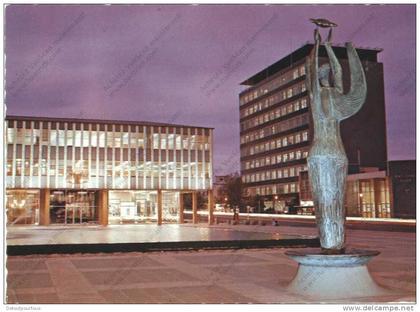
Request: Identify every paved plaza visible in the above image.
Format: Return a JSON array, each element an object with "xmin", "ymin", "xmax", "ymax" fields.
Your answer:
[{"xmin": 5, "ymin": 224, "xmax": 416, "ymax": 304}]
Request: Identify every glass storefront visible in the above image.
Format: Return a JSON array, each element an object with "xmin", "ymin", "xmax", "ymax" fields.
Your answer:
[
  {"xmin": 108, "ymin": 190, "xmax": 180, "ymax": 224},
  {"xmin": 49, "ymin": 190, "xmax": 98, "ymax": 224},
  {"xmin": 109, "ymin": 191, "xmax": 157, "ymax": 224},
  {"xmin": 345, "ymin": 179, "xmax": 391, "ymax": 218},
  {"xmin": 6, "ymin": 190, "xmax": 40, "ymax": 225},
  {"xmin": 162, "ymin": 191, "xmax": 180, "ymax": 222}
]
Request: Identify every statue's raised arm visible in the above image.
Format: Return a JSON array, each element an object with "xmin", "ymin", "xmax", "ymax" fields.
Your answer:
[
  {"xmin": 325, "ymin": 30, "xmax": 343, "ymax": 93},
  {"xmin": 306, "ymin": 29, "xmax": 324, "ymax": 119},
  {"xmin": 333, "ymin": 42, "xmax": 367, "ymax": 120}
]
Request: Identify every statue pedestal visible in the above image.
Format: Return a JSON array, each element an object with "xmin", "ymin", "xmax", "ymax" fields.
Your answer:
[{"xmin": 285, "ymin": 248, "xmax": 392, "ymax": 300}]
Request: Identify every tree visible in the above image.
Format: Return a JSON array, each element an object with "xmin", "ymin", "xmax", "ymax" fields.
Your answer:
[
  {"xmin": 223, "ymin": 172, "xmax": 245, "ymax": 212},
  {"xmin": 183, "ymin": 192, "xmax": 207, "ymax": 210}
]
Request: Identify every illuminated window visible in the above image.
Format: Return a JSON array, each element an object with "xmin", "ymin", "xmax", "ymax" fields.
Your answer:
[
  {"xmin": 75, "ymin": 131, "xmax": 82, "ymax": 146},
  {"xmin": 161, "ymin": 136, "xmax": 167, "ymax": 149},
  {"xmin": 300, "ymin": 65, "xmax": 306, "ymax": 76},
  {"xmin": 82, "ymin": 130, "xmax": 90, "ymax": 147},
  {"xmin": 264, "ymin": 114, "xmax": 269, "ymax": 122},
  {"xmin": 7, "ymin": 128, "xmax": 15, "ymax": 144},
  {"xmin": 270, "ymin": 141, "xmax": 276, "ymax": 149},
  {"xmin": 49, "ymin": 130, "xmax": 58, "ymax": 145}
]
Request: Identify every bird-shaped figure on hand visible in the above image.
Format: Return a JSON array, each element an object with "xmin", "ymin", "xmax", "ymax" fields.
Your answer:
[
  {"xmin": 310, "ymin": 18, "xmax": 338, "ymax": 28},
  {"xmin": 311, "ymin": 18, "xmax": 336, "ymax": 42}
]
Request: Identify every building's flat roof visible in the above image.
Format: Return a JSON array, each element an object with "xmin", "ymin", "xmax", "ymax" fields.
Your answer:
[
  {"xmin": 347, "ymin": 170, "xmax": 386, "ymax": 181},
  {"xmin": 5, "ymin": 115, "xmax": 214, "ymax": 130},
  {"xmin": 241, "ymin": 43, "xmax": 382, "ymax": 86}
]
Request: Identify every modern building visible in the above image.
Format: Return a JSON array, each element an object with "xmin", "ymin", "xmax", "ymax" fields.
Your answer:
[
  {"xmin": 239, "ymin": 43, "xmax": 388, "ymax": 217},
  {"xmin": 5, "ymin": 115, "xmax": 214, "ymax": 226}
]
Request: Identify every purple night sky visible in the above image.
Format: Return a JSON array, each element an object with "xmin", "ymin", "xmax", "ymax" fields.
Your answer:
[{"xmin": 5, "ymin": 4, "xmax": 416, "ymax": 175}]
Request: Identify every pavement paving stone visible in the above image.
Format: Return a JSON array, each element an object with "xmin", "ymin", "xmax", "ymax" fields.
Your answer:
[
  {"xmin": 6, "ymin": 259, "xmax": 48, "ymax": 271},
  {"xmin": 71, "ymin": 255, "xmax": 162, "ymax": 269},
  {"xmin": 174, "ymin": 253, "xmax": 264, "ymax": 265},
  {"xmin": 7, "ymin": 273, "xmax": 53, "ymax": 289},
  {"xmin": 81, "ymin": 267, "xmax": 199, "ymax": 286}
]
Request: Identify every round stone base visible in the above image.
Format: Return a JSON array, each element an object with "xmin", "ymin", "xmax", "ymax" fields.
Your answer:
[{"xmin": 285, "ymin": 248, "xmax": 391, "ymax": 300}]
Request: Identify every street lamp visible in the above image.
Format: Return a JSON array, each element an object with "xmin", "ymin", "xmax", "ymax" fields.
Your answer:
[
  {"xmin": 359, "ymin": 193, "xmax": 364, "ymax": 217},
  {"xmin": 274, "ymin": 195, "xmax": 278, "ymax": 213}
]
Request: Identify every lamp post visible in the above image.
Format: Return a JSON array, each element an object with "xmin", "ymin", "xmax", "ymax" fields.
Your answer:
[
  {"xmin": 274, "ymin": 195, "xmax": 278, "ymax": 212},
  {"xmin": 359, "ymin": 192, "xmax": 364, "ymax": 217}
]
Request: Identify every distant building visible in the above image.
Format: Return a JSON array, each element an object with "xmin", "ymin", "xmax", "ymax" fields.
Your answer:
[
  {"xmin": 239, "ymin": 43, "xmax": 388, "ymax": 218},
  {"xmin": 345, "ymin": 169, "xmax": 391, "ymax": 218},
  {"xmin": 298, "ymin": 161, "xmax": 416, "ymax": 219},
  {"xmin": 388, "ymin": 160, "xmax": 416, "ymax": 219},
  {"xmin": 5, "ymin": 115, "xmax": 214, "ymax": 226},
  {"xmin": 213, "ymin": 175, "xmax": 229, "ymax": 203}
]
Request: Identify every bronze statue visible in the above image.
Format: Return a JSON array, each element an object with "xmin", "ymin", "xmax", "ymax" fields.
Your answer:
[{"xmin": 306, "ymin": 27, "xmax": 367, "ymax": 253}]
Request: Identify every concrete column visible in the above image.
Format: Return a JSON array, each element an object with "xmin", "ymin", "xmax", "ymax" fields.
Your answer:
[
  {"xmin": 358, "ymin": 181, "xmax": 364, "ymax": 217},
  {"xmin": 192, "ymin": 191, "xmax": 198, "ymax": 224},
  {"xmin": 373, "ymin": 179, "xmax": 381, "ymax": 218},
  {"xmin": 97, "ymin": 190, "xmax": 108, "ymax": 226},
  {"xmin": 179, "ymin": 192, "xmax": 184, "ymax": 224},
  {"xmin": 39, "ymin": 189, "xmax": 50, "ymax": 225},
  {"xmin": 157, "ymin": 189, "xmax": 163, "ymax": 225},
  {"xmin": 387, "ymin": 176, "xmax": 394, "ymax": 218},
  {"xmin": 208, "ymin": 189, "xmax": 214, "ymax": 225}
]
